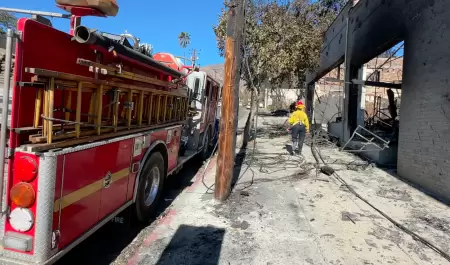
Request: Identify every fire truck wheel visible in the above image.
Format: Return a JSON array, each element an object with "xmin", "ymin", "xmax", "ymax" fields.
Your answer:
[
  {"xmin": 200, "ymin": 130, "xmax": 211, "ymax": 161},
  {"xmin": 135, "ymin": 152, "xmax": 165, "ymax": 222}
]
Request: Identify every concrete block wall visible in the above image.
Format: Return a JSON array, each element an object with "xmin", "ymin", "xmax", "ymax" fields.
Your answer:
[{"xmin": 398, "ymin": 0, "xmax": 450, "ymax": 202}]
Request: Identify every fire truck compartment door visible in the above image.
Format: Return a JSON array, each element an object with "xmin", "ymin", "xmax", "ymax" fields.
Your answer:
[
  {"xmin": 98, "ymin": 139, "xmax": 133, "ymax": 219},
  {"xmin": 57, "ymin": 140, "xmax": 132, "ymax": 248}
]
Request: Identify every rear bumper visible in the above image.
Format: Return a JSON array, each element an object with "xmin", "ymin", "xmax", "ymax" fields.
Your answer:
[{"xmin": 0, "ymin": 200, "xmax": 133, "ymax": 265}]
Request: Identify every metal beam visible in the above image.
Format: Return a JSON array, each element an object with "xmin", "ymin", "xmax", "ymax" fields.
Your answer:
[
  {"xmin": 322, "ymin": 78, "xmax": 402, "ymax": 89},
  {"xmin": 351, "ymin": 79, "xmax": 402, "ymax": 89},
  {"xmin": 0, "ymin": 29, "xmax": 14, "ymax": 214},
  {"xmin": 0, "ymin": 7, "xmax": 70, "ymax": 19}
]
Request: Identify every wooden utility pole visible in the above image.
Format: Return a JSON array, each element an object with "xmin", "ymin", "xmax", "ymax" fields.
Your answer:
[
  {"xmin": 215, "ymin": 0, "xmax": 245, "ymax": 201},
  {"xmin": 190, "ymin": 49, "xmax": 200, "ymax": 66}
]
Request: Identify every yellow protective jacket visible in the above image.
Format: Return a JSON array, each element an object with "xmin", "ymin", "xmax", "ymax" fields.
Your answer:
[{"xmin": 288, "ymin": 109, "xmax": 310, "ymax": 132}]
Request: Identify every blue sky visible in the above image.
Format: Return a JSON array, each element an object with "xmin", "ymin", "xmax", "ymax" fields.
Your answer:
[{"xmin": 3, "ymin": 0, "xmax": 224, "ymax": 66}]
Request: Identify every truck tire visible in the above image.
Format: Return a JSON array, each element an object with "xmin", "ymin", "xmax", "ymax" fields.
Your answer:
[
  {"xmin": 200, "ymin": 130, "xmax": 211, "ymax": 161},
  {"xmin": 135, "ymin": 152, "xmax": 165, "ymax": 223}
]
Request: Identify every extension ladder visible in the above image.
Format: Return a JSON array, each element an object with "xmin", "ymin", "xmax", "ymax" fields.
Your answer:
[{"xmin": 18, "ymin": 58, "xmax": 189, "ymax": 152}]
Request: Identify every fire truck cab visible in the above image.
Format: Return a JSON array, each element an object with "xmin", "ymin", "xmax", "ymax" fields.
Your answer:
[{"xmin": 0, "ymin": 5, "xmax": 221, "ymax": 265}]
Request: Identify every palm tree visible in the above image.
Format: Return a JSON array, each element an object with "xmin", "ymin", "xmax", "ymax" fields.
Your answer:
[
  {"xmin": 178, "ymin": 32, "xmax": 191, "ymax": 65},
  {"xmin": 178, "ymin": 32, "xmax": 191, "ymax": 48}
]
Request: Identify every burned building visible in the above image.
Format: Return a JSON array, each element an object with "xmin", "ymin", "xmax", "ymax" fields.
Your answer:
[{"xmin": 306, "ymin": 0, "xmax": 450, "ymax": 202}]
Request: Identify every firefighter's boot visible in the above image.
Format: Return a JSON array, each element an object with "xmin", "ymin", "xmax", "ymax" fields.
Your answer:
[{"xmin": 292, "ymin": 141, "xmax": 298, "ymax": 154}]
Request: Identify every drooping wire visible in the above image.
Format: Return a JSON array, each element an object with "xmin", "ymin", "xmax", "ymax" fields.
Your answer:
[{"xmin": 201, "ymin": 140, "xmax": 219, "ymax": 194}]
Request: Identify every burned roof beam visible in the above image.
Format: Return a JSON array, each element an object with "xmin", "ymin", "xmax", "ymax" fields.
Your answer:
[{"xmin": 351, "ymin": 79, "xmax": 402, "ymax": 89}]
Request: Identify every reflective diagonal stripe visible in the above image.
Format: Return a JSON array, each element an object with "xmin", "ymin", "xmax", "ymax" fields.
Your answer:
[
  {"xmin": 53, "ymin": 168, "xmax": 130, "ymax": 213},
  {"xmin": 111, "ymin": 168, "xmax": 130, "ymax": 183}
]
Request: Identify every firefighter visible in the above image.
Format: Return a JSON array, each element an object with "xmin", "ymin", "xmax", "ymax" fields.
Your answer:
[{"xmin": 287, "ymin": 101, "xmax": 310, "ymax": 155}]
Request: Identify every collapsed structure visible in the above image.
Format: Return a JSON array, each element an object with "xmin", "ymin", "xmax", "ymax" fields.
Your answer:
[{"xmin": 306, "ymin": 0, "xmax": 450, "ymax": 201}]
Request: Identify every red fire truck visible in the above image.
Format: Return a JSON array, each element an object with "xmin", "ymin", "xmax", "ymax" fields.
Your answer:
[{"xmin": 0, "ymin": 5, "xmax": 220, "ymax": 265}]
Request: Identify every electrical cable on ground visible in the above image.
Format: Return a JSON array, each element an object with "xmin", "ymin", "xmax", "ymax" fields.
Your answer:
[
  {"xmin": 309, "ymin": 69, "xmax": 450, "ymax": 262},
  {"xmin": 312, "ymin": 144, "xmax": 450, "ymax": 262}
]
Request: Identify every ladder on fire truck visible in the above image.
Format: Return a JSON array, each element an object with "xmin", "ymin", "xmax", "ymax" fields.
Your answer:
[{"xmin": 18, "ymin": 58, "xmax": 189, "ymax": 152}]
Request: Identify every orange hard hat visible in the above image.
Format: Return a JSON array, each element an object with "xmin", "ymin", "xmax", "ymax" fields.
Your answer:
[{"xmin": 296, "ymin": 101, "xmax": 304, "ymax": 109}]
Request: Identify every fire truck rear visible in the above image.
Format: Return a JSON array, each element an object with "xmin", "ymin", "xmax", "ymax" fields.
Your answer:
[{"xmin": 0, "ymin": 4, "xmax": 220, "ymax": 264}]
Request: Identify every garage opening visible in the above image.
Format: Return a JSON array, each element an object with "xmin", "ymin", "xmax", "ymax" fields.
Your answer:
[
  {"xmin": 342, "ymin": 41, "xmax": 404, "ymax": 167},
  {"xmin": 311, "ymin": 41, "xmax": 405, "ymax": 167}
]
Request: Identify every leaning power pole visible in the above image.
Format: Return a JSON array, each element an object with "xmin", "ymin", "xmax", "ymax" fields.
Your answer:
[{"xmin": 215, "ymin": 0, "xmax": 245, "ymax": 201}]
